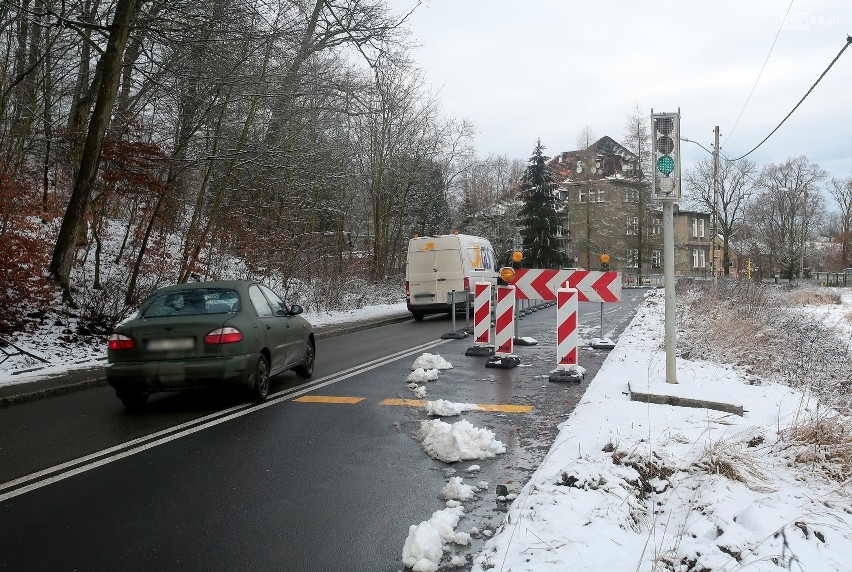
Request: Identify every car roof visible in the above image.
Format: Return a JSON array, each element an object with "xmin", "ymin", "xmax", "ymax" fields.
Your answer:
[{"xmin": 153, "ymin": 280, "xmax": 257, "ymax": 292}]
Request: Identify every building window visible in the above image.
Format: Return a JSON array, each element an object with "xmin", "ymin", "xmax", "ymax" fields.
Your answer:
[
  {"xmin": 652, "ymin": 250, "xmax": 661, "ymax": 268},
  {"xmin": 595, "ymin": 189, "xmax": 605, "ymax": 203},
  {"xmin": 692, "ymin": 217, "xmax": 706, "ymax": 239},
  {"xmin": 651, "ymin": 218, "xmax": 662, "ymax": 236},
  {"xmin": 624, "ymin": 189, "xmax": 639, "ymax": 203},
  {"xmin": 692, "ymin": 249, "xmax": 707, "ymax": 269},
  {"xmin": 625, "ymin": 216, "xmax": 639, "ymax": 236},
  {"xmin": 579, "ymin": 190, "xmax": 587, "ymax": 203},
  {"xmin": 626, "ymin": 249, "xmax": 638, "ymax": 268}
]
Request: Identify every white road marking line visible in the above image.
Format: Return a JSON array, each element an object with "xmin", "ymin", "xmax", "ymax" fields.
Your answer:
[{"xmin": 0, "ymin": 338, "xmax": 449, "ymax": 502}]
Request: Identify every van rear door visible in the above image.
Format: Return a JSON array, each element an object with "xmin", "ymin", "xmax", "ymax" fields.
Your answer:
[{"xmin": 407, "ymin": 247, "xmax": 438, "ymax": 304}]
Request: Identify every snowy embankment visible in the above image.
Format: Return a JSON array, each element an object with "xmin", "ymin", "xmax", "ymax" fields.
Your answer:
[{"xmin": 469, "ymin": 290, "xmax": 852, "ymax": 572}]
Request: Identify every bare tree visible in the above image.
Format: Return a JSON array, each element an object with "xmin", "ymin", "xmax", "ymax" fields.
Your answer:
[
  {"xmin": 622, "ymin": 106, "xmax": 653, "ymax": 278},
  {"xmin": 684, "ymin": 157, "xmax": 757, "ymax": 275},
  {"xmin": 49, "ymin": 0, "xmax": 142, "ymax": 293},
  {"xmin": 828, "ymin": 174, "xmax": 852, "ymax": 268},
  {"xmin": 745, "ymin": 156, "xmax": 827, "ymax": 279}
]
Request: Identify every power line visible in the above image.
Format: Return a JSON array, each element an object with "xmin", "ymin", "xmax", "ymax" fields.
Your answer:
[
  {"xmin": 731, "ymin": 35, "xmax": 852, "ymax": 161},
  {"xmin": 723, "ymin": 0, "xmax": 795, "ymax": 148}
]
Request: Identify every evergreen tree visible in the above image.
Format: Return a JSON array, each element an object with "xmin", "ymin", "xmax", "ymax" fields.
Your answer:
[{"xmin": 518, "ymin": 140, "xmax": 567, "ymax": 268}]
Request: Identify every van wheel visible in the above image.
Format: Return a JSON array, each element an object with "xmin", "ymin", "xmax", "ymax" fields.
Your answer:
[{"xmin": 412, "ymin": 312, "xmax": 424, "ymax": 321}]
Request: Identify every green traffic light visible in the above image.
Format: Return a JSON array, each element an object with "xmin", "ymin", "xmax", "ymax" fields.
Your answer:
[{"xmin": 657, "ymin": 155, "xmax": 674, "ymax": 175}]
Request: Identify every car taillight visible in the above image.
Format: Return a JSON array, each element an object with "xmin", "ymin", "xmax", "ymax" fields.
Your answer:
[
  {"xmin": 205, "ymin": 327, "xmax": 243, "ymax": 345},
  {"xmin": 405, "ymin": 280, "xmax": 410, "ymax": 297},
  {"xmin": 108, "ymin": 333, "xmax": 135, "ymax": 350},
  {"xmin": 463, "ymin": 277, "xmax": 470, "ymax": 292}
]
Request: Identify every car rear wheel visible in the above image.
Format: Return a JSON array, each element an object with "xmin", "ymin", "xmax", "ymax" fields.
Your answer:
[
  {"xmin": 118, "ymin": 391, "xmax": 148, "ymax": 411},
  {"xmin": 295, "ymin": 339, "xmax": 315, "ymax": 378},
  {"xmin": 251, "ymin": 355, "xmax": 270, "ymax": 403},
  {"xmin": 412, "ymin": 312, "xmax": 424, "ymax": 321}
]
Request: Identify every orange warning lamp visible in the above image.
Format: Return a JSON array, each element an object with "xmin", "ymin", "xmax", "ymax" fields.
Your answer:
[
  {"xmin": 599, "ymin": 253, "xmax": 611, "ymax": 265},
  {"xmin": 499, "ymin": 267, "xmax": 516, "ymax": 283},
  {"xmin": 511, "ymin": 251, "xmax": 523, "ymax": 262}
]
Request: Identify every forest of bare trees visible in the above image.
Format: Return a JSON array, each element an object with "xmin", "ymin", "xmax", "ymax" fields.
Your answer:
[{"xmin": 0, "ymin": 0, "xmax": 525, "ymax": 334}]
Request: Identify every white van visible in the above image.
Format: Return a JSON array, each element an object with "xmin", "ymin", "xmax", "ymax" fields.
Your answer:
[{"xmin": 405, "ymin": 234, "xmax": 499, "ymax": 321}]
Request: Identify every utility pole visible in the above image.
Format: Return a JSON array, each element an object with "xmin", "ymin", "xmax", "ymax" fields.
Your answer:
[{"xmin": 712, "ymin": 126, "xmax": 719, "ymax": 285}]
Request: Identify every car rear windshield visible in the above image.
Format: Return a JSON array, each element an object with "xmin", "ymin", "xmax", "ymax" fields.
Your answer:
[{"xmin": 140, "ymin": 288, "xmax": 241, "ymax": 317}]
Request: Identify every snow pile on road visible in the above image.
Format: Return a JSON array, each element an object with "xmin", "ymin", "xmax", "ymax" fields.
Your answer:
[
  {"xmin": 416, "ymin": 418, "xmax": 506, "ymax": 463},
  {"xmin": 411, "ymin": 353, "xmax": 453, "ymax": 370},
  {"xmin": 407, "ymin": 383, "xmax": 427, "ymax": 398},
  {"xmin": 407, "ymin": 368, "xmax": 440, "ymax": 383},
  {"xmin": 439, "ymin": 477, "xmax": 477, "ymax": 501},
  {"xmin": 425, "ymin": 399, "xmax": 477, "ymax": 417},
  {"xmin": 401, "ymin": 503, "xmax": 471, "ymax": 572}
]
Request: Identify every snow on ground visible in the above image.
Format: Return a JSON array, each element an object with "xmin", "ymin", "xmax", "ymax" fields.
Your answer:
[{"xmin": 466, "ymin": 291, "xmax": 852, "ymax": 572}]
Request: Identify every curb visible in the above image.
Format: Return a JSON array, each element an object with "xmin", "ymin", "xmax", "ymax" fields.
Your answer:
[
  {"xmin": 0, "ymin": 312, "xmax": 413, "ymax": 408},
  {"xmin": 1, "ymin": 377, "xmax": 108, "ymax": 408}
]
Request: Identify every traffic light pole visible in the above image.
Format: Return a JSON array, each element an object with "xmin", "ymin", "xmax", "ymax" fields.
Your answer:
[
  {"xmin": 652, "ymin": 109, "xmax": 680, "ymax": 385},
  {"xmin": 662, "ymin": 199, "xmax": 677, "ymax": 384}
]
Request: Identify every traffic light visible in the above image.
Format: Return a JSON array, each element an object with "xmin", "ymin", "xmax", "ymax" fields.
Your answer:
[{"xmin": 651, "ymin": 111, "xmax": 681, "ymax": 200}]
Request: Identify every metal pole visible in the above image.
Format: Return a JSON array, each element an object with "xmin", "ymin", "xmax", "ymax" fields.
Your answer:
[
  {"xmin": 712, "ymin": 126, "xmax": 719, "ymax": 285},
  {"xmin": 663, "ymin": 200, "xmax": 677, "ymax": 383}
]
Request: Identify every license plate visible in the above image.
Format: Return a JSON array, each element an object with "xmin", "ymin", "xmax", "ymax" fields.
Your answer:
[{"xmin": 146, "ymin": 337, "xmax": 194, "ymax": 351}]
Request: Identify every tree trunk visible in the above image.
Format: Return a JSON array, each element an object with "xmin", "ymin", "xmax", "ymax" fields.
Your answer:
[
  {"xmin": 49, "ymin": 0, "xmax": 139, "ymax": 292},
  {"xmin": 125, "ymin": 193, "xmax": 163, "ymax": 306}
]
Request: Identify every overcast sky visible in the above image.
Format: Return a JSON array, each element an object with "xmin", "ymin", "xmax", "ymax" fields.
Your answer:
[{"xmin": 392, "ymin": 0, "xmax": 851, "ymax": 180}]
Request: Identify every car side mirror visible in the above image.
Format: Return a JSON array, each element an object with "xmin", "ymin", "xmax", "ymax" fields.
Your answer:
[{"xmin": 289, "ymin": 304, "xmax": 303, "ymax": 316}]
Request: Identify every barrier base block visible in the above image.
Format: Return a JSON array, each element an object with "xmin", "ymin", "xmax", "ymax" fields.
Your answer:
[
  {"xmin": 465, "ymin": 345, "xmax": 495, "ymax": 357},
  {"xmin": 549, "ymin": 366, "xmax": 584, "ymax": 383},
  {"xmin": 514, "ymin": 336, "xmax": 538, "ymax": 346},
  {"xmin": 485, "ymin": 355, "xmax": 520, "ymax": 369},
  {"xmin": 441, "ymin": 330, "xmax": 469, "ymax": 340},
  {"xmin": 590, "ymin": 337, "xmax": 616, "ymax": 350}
]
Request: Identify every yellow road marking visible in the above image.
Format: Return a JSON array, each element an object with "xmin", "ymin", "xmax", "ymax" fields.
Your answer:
[
  {"xmin": 382, "ymin": 398, "xmax": 427, "ymax": 407},
  {"xmin": 380, "ymin": 398, "xmax": 532, "ymax": 414},
  {"xmin": 293, "ymin": 396, "xmax": 365, "ymax": 404},
  {"xmin": 475, "ymin": 403, "xmax": 534, "ymax": 413}
]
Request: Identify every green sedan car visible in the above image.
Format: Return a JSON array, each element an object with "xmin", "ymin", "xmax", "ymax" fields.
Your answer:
[{"xmin": 106, "ymin": 280, "xmax": 315, "ymax": 409}]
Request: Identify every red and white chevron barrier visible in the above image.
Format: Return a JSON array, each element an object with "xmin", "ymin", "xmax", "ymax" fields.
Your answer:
[
  {"xmin": 473, "ymin": 282, "xmax": 491, "ymax": 345},
  {"xmin": 549, "ymin": 286, "xmax": 584, "ymax": 382},
  {"xmin": 510, "ymin": 268, "xmax": 621, "ymax": 302},
  {"xmin": 556, "ymin": 287, "xmax": 578, "ymax": 367},
  {"xmin": 494, "ymin": 286, "xmax": 515, "ymax": 355}
]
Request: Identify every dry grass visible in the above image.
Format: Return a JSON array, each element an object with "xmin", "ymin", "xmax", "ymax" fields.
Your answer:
[
  {"xmin": 779, "ymin": 413, "xmax": 852, "ymax": 482},
  {"xmin": 690, "ymin": 441, "xmax": 772, "ymax": 492},
  {"xmin": 677, "ymin": 281, "xmax": 852, "ymax": 483},
  {"xmin": 677, "ymin": 281, "xmax": 852, "ymax": 411},
  {"xmin": 787, "ymin": 288, "xmax": 842, "ymax": 306}
]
